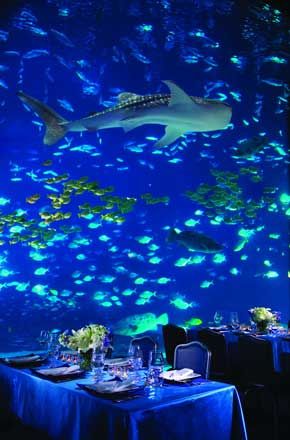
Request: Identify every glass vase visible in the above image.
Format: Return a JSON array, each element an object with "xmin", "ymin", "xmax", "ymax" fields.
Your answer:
[
  {"xmin": 79, "ymin": 349, "xmax": 93, "ymax": 371},
  {"xmin": 256, "ymin": 320, "xmax": 268, "ymax": 333}
]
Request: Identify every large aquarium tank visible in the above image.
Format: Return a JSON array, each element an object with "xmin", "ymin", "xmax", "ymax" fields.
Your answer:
[{"xmin": 0, "ymin": 0, "xmax": 289, "ymax": 352}]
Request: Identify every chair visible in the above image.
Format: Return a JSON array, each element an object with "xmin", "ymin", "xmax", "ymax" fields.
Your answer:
[
  {"xmin": 237, "ymin": 334, "xmax": 280, "ymax": 439},
  {"xmin": 162, "ymin": 324, "xmax": 187, "ymax": 367},
  {"xmin": 173, "ymin": 341, "xmax": 211, "ymax": 379},
  {"xmin": 238, "ymin": 334, "xmax": 276, "ymax": 386},
  {"xmin": 130, "ymin": 336, "xmax": 156, "ymax": 368},
  {"xmin": 280, "ymin": 352, "xmax": 290, "ymax": 386},
  {"xmin": 197, "ymin": 328, "xmax": 229, "ymax": 381}
]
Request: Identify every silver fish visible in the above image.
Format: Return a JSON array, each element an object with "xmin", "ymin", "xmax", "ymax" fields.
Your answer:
[{"xmin": 17, "ymin": 80, "xmax": 232, "ymax": 147}]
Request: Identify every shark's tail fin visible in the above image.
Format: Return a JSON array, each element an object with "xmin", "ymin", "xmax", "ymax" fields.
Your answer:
[
  {"xmin": 167, "ymin": 228, "xmax": 178, "ymax": 243},
  {"xmin": 17, "ymin": 91, "xmax": 68, "ymax": 145}
]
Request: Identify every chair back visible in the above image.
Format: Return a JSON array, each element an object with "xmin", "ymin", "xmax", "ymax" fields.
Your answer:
[
  {"xmin": 238, "ymin": 334, "xmax": 274, "ymax": 385},
  {"xmin": 130, "ymin": 336, "xmax": 156, "ymax": 368},
  {"xmin": 198, "ymin": 329, "xmax": 228, "ymax": 375},
  {"xmin": 174, "ymin": 341, "xmax": 211, "ymax": 379},
  {"xmin": 162, "ymin": 324, "xmax": 187, "ymax": 366},
  {"xmin": 280, "ymin": 352, "xmax": 290, "ymax": 385}
]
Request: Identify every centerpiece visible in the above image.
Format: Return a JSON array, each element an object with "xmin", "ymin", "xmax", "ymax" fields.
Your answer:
[
  {"xmin": 248, "ymin": 307, "xmax": 276, "ymax": 333},
  {"xmin": 59, "ymin": 324, "xmax": 111, "ymax": 370}
]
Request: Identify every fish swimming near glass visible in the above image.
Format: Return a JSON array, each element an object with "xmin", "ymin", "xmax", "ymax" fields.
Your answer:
[
  {"xmin": 168, "ymin": 228, "xmax": 223, "ymax": 253},
  {"xmin": 17, "ymin": 80, "xmax": 232, "ymax": 148},
  {"xmin": 114, "ymin": 312, "xmax": 168, "ymax": 336}
]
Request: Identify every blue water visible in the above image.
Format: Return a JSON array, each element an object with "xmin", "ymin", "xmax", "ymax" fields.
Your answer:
[{"xmin": 0, "ymin": 0, "xmax": 289, "ymax": 351}]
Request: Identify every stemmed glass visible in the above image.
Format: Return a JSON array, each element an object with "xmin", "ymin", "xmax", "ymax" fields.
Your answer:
[
  {"xmin": 38, "ymin": 330, "xmax": 50, "ymax": 352},
  {"xmin": 47, "ymin": 332, "xmax": 61, "ymax": 367},
  {"xmin": 128, "ymin": 344, "xmax": 143, "ymax": 384},
  {"xmin": 213, "ymin": 310, "xmax": 224, "ymax": 327},
  {"xmin": 229, "ymin": 312, "xmax": 240, "ymax": 330},
  {"xmin": 128, "ymin": 344, "xmax": 143, "ymax": 370}
]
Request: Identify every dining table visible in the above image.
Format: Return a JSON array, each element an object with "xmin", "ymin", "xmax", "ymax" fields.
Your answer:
[
  {"xmin": 0, "ymin": 354, "xmax": 248, "ymax": 440},
  {"xmin": 187, "ymin": 327, "xmax": 290, "ymax": 372}
]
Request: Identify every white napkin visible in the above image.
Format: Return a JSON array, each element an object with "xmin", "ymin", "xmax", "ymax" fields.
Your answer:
[
  {"xmin": 89, "ymin": 378, "xmax": 137, "ymax": 394},
  {"xmin": 5, "ymin": 354, "xmax": 41, "ymax": 364},
  {"xmin": 36, "ymin": 365, "xmax": 81, "ymax": 376},
  {"xmin": 160, "ymin": 368, "xmax": 195, "ymax": 381}
]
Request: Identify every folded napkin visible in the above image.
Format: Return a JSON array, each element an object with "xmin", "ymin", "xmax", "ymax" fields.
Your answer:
[
  {"xmin": 89, "ymin": 378, "xmax": 137, "ymax": 394},
  {"xmin": 36, "ymin": 365, "xmax": 81, "ymax": 376},
  {"xmin": 160, "ymin": 368, "xmax": 195, "ymax": 381},
  {"xmin": 5, "ymin": 354, "xmax": 41, "ymax": 364}
]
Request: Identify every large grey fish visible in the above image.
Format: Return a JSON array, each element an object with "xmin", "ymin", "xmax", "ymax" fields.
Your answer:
[
  {"xmin": 168, "ymin": 228, "xmax": 223, "ymax": 253},
  {"xmin": 17, "ymin": 80, "xmax": 232, "ymax": 147},
  {"xmin": 232, "ymin": 135, "xmax": 269, "ymax": 158}
]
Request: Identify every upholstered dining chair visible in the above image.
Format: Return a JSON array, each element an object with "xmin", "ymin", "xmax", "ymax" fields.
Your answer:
[
  {"xmin": 130, "ymin": 336, "xmax": 156, "ymax": 368},
  {"xmin": 237, "ymin": 334, "xmax": 280, "ymax": 439},
  {"xmin": 173, "ymin": 341, "xmax": 211, "ymax": 379},
  {"xmin": 237, "ymin": 334, "xmax": 276, "ymax": 386},
  {"xmin": 197, "ymin": 328, "xmax": 229, "ymax": 381},
  {"xmin": 162, "ymin": 323, "xmax": 187, "ymax": 367}
]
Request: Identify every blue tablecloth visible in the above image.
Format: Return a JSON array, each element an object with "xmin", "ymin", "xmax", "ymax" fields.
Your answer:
[
  {"xmin": 0, "ymin": 363, "xmax": 247, "ymax": 440},
  {"xmin": 187, "ymin": 329, "xmax": 290, "ymax": 372}
]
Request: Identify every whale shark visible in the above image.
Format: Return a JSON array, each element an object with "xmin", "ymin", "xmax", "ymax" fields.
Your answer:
[{"xmin": 17, "ymin": 80, "xmax": 232, "ymax": 147}]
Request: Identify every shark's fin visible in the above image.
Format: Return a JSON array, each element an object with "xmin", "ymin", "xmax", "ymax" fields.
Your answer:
[
  {"xmin": 121, "ymin": 117, "xmax": 142, "ymax": 133},
  {"xmin": 167, "ymin": 228, "xmax": 178, "ymax": 242},
  {"xmin": 153, "ymin": 125, "xmax": 184, "ymax": 148},
  {"xmin": 118, "ymin": 92, "xmax": 140, "ymax": 103},
  {"xmin": 163, "ymin": 80, "xmax": 194, "ymax": 107},
  {"xmin": 17, "ymin": 91, "xmax": 68, "ymax": 145}
]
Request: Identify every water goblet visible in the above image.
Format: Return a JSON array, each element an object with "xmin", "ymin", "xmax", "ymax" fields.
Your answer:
[
  {"xmin": 47, "ymin": 332, "xmax": 61, "ymax": 367},
  {"xmin": 38, "ymin": 330, "xmax": 50, "ymax": 352},
  {"xmin": 213, "ymin": 310, "xmax": 224, "ymax": 327},
  {"xmin": 229, "ymin": 312, "xmax": 240, "ymax": 330}
]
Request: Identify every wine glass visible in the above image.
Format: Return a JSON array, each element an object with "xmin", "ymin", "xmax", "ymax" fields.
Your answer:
[
  {"xmin": 38, "ymin": 330, "xmax": 50, "ymax": 352},
  {"xmin": 128, "ymin": 344, "xmax": 144, "ymax": 384},
  {"xmin": 128, "ymin": 344, "xmax": 143, "ymax": 370},
  {"xmin": 213, "ymin": 310, "xmax": 224, "ymax": 327},
  {"xmin": 47, "ymin": 332, "xmax": 61, "ymax": 366},
  {"xmin": 229, "ymin": 312, "xmax": 240, "ymax": 330}
]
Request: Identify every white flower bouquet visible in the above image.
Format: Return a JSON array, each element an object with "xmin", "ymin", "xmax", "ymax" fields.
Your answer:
[
  {"xmin": 248, "ymin": 307, "xmax": 276, "ymax": 332},
  {"xmin": 59, "ymin": 324, "xmax": 110, "ymax": 353}
]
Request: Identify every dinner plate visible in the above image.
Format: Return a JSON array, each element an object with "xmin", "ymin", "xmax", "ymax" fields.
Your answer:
[
  {"xmin": 77, "ymin": 382, "xmax": 144, "ymax": 399},
  {"xmin": 208, "ymin": 326, "xmax": 228, "ymax": 331},
  {"xmin": 0, "ymin": 354, "xmax": 47, "ymax": 368},
  {"xmin": 31, "ymin": 367, "xmax": 85, "ymax": 382},
  {"xmin": 104, "ymin": 357, "xmax": 130, "ymax": 367}
]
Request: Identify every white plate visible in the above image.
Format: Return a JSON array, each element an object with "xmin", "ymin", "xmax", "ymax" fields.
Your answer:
[{"xmin": 104, "ymin": 357, "xmax": 130, "ymax": 367}]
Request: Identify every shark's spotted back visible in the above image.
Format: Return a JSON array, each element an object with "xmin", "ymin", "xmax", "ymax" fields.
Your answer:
[
  {"xmin": 87, "ymin": 93, "xmax": 227, "ymax": 119},
  {"xmin": 17, "ymin": 80, "xmax": 232, "ymax": 146}
]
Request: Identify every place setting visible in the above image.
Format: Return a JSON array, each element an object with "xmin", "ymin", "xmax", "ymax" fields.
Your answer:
[{"xmin": 0, "ymin": 353, "xmax": 47, "ymax": 368}]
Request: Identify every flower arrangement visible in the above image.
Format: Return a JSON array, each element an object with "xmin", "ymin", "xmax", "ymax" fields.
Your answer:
[
  {"xmin": 248, "ymin": 307, "xmax": 276, "ymax": 332},
  {"xmin": 59, "ymin": 324, "xmax": 110, "ymax": 353},
  {"xmin": 59, "ymin": 324, "xmax": 111, "ymax": 370}
]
